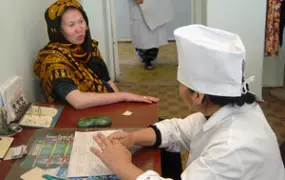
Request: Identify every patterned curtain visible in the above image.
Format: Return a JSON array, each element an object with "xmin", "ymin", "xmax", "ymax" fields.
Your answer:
[{"xmin": 265, "ymin": 0, "xmax": 282, "ymax": 56}]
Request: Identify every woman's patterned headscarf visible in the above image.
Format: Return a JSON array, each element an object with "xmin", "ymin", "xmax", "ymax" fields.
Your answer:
[{"xmin": 34, "ymin": 0, "xmax": 108, "ymax": 102}]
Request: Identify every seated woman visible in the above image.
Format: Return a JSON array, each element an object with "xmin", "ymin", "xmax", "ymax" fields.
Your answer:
[
  {"xmin": 90, "ymin": 25, "xmax": 285, "ymax": 180},
  {"xmin": 34, "ymin": 0, "xmax": 158, "ymax": 109}
]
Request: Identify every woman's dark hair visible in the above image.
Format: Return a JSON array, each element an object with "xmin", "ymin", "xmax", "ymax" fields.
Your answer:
[
  {"xmin": 189, "ymin": 81, "xmax": 256, "ymax": 107},
  {"xmin": 58, "ymin": 7, "xmax": 80, "ymax": 28},
  {"xmin": 205, "ymin": 92, "xmax": 256, "ymax": 107}
]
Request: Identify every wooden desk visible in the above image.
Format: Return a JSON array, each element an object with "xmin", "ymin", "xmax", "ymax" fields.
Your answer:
[
  {"xmin": 56, "ymin": 102, "xmax": 159, "ymax": 128},
  {"xmin": 0, "ymin": 102, "xmax": 160, "ymax": 179}
]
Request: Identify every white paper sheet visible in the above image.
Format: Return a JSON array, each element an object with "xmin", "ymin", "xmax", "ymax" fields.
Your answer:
[
  {"xmin": 67, "ymin": 130, "xmax": 120, "ymax": 178},
  {"xmin": 20, "ymin": 167, "xmax": 46, "ymax": 180},
  {"xmin": 140, "ymin": 0, "xmax": 174, "ymax": 31},
  {"xmin": 122, "ymin": 110, "xmax": 132, "ymax": 116}
]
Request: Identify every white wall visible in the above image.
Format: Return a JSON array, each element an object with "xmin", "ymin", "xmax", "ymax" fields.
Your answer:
[
  {"xmin": 262, "ymin": 30, "xmax": 285, "ymax": 87},
  {"xmin": 0, "ymin": 0, "xmax": 55, "ymax": 102},
  {"xmin": 207, "ymin": 0, "xmax": 267, "ymax": 99},
  {"xmin": 191, "ymin": 0, "xmax": 207, "ymax": 25},
  {"xmin": 115, "ymin": 0, "xmax": 191, "ymax": 41}
]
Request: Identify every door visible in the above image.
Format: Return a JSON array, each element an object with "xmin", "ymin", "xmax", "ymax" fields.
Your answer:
[{"xmin": 109, "ymin": 0, "xmax": 203, "ymax": 81}]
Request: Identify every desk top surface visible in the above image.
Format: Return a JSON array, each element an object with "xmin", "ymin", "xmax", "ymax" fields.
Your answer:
[
  {"xmin": 0, "ymin": 102, "xmax": 160, "ymax": 179},
  {"xmin": 56, "ymin": 102, "xmax": 158, "ymax": 128}
]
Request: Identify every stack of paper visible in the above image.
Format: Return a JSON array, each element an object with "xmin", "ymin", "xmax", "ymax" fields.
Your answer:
[
  {"xmin": 0, "ymin": 76, "xmax": 28, "ymax": 123},
  {"xmin": 4, "ymin": 145, "xmax": 27, "ymax": 160}
]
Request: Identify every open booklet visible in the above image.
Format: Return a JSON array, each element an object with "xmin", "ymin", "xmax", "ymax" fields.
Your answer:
[
  {"xmin": 67, "ymin": 130, "xmax": 120, "ymax": 178},
  {"xmin": 19, "ymin": 105, "xmax": 64, "ymax": 128}
]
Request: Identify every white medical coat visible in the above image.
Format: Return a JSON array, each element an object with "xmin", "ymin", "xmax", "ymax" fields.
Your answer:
[
  {"xmin": 128, "ymin": 0, "xmax": 169, "ymax": 49},
  {"xmin": 137, "ymin": 103, "xmax": 285, "ymax": 180}
]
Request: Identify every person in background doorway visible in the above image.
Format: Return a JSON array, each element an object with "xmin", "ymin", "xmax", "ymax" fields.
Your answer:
[
  {"xmin": 129, "ymin": 0, "xmax": 173, "ymax": 70},
  {"xmin": 90, "ymin": 25, "xmax": 285, "ymax": 180},
  {"xmin": 34, "ymin": 0, "xmax": 158, "ymax": 109}
]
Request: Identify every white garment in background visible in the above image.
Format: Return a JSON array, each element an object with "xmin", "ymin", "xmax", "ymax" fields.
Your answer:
[
  {"xmin": 140, "ymin": 0, "xmax": 173, "ymax": 31},
  {"xmin": 137, "ymin": 103, "xmax": 285, "ymax": 180},
  {"xmin": 128, "ymin": 0, "xmax": 170, "ymax": 49}
]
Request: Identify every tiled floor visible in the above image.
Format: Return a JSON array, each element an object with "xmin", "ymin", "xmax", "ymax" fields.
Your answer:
[
  {"xmin": 118, "ymin": 42, "xmax": 178, "ymax": 83},
  {"xmin": 116, "ymin": 42, "xmax": 285, "ymax": 169},
  {"xmin": 119, "ymin": 63, "xmax": 178, "ymax": 83}
]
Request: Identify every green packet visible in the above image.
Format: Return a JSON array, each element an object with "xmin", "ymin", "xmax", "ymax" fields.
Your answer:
[{"xmin": 77, "ymin": 116, "xmax": 112, "ymax": 128}]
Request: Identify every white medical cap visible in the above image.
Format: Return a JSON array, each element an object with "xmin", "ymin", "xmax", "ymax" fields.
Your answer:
[{"xmin": 174, "ymin": 24, "xmax": 246, "ymax": 97}]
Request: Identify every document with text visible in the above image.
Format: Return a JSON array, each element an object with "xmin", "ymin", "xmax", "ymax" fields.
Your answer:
[{"xmin": 67, "ymin": 130, "xmax": 120, "ymax": 178}]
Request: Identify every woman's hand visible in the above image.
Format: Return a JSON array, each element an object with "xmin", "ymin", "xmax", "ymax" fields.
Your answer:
[
  {"xmin": 136, "ymin": 0, "xmax": 144, "ymax": 4},
  {"xmin": 122, "ymin": 92, "xmax": 159, "ymax": 104},
  {"xmin": 90, "ymin": 133, "xmax": 133, "ymax": 173},
  {"xmin": 108, "ymin": 131, "xmax": 135, "ymax": 148}
]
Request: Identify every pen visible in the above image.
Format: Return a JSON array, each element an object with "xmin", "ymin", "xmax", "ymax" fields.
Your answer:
[{"xmin": 42, "ymin": 174, "xmax": 66, "ymax": 180}]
